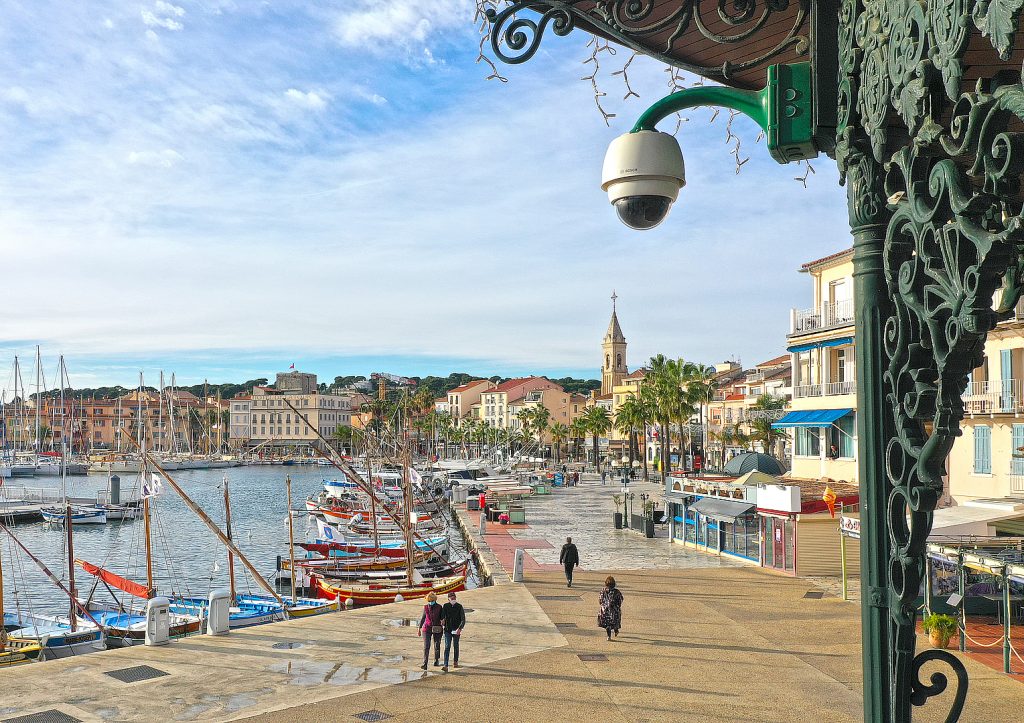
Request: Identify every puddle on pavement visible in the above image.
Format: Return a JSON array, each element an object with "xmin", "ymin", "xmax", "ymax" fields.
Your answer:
[
  {"xmin": 381, "ymin": 618, "xmax": 415, "ymax": 628},
  {"xmin": 267, "ymin": 660, "xmax": 425, "ymax": 687},
  {"xmin": 171, "ymin": 688, "xmax": 273, "ymax": 721},
  {"xmin": 372, "ymin": 634, "xmax": 388, "ymax": 641}
]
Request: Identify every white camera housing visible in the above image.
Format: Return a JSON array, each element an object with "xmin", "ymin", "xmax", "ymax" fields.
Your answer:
[{"xmin": 601, "ymin": 130, "xmax": 686, "ymax": 229}]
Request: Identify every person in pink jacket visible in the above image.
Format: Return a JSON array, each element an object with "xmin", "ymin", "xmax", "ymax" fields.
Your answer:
[{"xmin": 417, "ymin": 592, "xmax": 444, "ymax": 670}]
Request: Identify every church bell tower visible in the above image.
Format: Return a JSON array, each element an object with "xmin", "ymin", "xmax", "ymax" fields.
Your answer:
[{"xmin": 601, "ymin": 291, "xmax": 627, "ymax": 395}]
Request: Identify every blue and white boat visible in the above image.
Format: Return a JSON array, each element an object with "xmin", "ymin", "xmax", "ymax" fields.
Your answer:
[
  {"xmin": 2, "ymin": 611, "xmax": 105, "ymax": 659},
  {"xmin": 169, "ymin": 596, "xmax": 286, "ymax": 629},
  {"xmin": 39, "ymin": 506, "xmax": 107, "ymax": 525},
  {"xmin": 323, "ymin": 478, "xmax": 360, "ymax": 495}
]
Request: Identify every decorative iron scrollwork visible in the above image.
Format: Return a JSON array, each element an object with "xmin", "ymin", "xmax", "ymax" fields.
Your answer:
[
  {"xmin": 838, "ymin": 0, "xmax": 1024, "ymax": 716},
  {"xmin": 484, "ymin": 0, "xmax": 809, "ymax": 82},
  {"xmin": 910, "ymin": 649, "xmax": 969, "ymax": 723}
]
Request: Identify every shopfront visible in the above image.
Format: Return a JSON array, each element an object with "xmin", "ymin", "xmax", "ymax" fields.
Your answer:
[{"xmin": 663, "ymin": 476, "xmax": 759, "ymax": 562}]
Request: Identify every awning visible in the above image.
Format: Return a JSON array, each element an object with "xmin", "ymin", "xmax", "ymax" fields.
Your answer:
[
  {"xmin": 689, "ymin": 497, "xmax": 755, "ymax": 523},
  {"xmin": 772, "ymin": 409, "xmax": 853, "ymax": 429},
  {"xmin": 787, "ymin": 336, "xmax": 854, "ymax": 353}
]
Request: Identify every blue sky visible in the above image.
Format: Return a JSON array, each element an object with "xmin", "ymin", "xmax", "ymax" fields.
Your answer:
[{"xmin": 0, "ymin": 1, "xmax": 850, "ymax": 390}]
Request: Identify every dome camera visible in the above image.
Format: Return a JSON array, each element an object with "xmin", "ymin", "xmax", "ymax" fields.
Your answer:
[{"xmin": 601, "ymin": 130, "xmax": 685, "ymax": 230}]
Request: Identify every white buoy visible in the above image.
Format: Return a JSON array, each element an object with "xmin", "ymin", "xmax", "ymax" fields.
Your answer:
[
  {"xmin": 394, "ymin": 594, "xmax": 404, "ymax": 603},
  {"xmin": 345, "ymin": 598, "xmax": 355, "ymax": 609}
]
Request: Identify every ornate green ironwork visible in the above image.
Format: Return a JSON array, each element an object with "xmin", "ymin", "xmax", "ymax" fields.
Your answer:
[
  {"xmin": 631, "ymin": 63, "xmax": 817, "ymax": 163},
  {"xmin": 483, "ymin": 0, "xmax": 810, "ymax": 83},
  {"xmin": 837, "ymin": 0, "xmax": 1024, "ymax": 718}
]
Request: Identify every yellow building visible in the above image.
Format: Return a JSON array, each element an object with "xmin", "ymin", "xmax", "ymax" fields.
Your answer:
[
  {"xmin": 445, "ymin": 379, "xmax": 495, "ymax": 425},
  {"xmin": 773, "ymin": 249, "xmax": 858, "ymax": 485},
  {"xmin": 947, "ymin": 292, "xmax": 1024, "ymax": 514}
]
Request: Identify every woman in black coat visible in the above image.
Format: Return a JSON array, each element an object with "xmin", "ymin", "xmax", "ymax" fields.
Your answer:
[{"xmin": 597, "ymin": 576, "xmax": 623, "ymax": 640}]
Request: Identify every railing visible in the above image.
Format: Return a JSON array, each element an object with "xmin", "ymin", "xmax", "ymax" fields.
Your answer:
[
  {"xmin": 793, "ymin": 384, "xmax": 822, "ymax": 398},
  {"xmin": 962, "ymin": 379, "xmax": 1024, "ymax": 414},
  {"xmin": 824, "ymin": 380, "xmax": 856, "ymax": 396},
  {"xmin": 791, "ymin": 299, "xmax": 856, "ymax": 334},
  {"xmin": 1010, "ymin": 474, "xmax": 1024, "ymax": 494}
]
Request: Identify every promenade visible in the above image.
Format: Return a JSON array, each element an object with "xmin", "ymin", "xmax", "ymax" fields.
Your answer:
[{"xmin": 2, "ymin": 475, "xmax": 1021, "ymax": 721}]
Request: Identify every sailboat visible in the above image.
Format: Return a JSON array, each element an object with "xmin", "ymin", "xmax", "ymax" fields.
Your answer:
[
  {"xmin": 0, "ymin": 519, "xmax": 103, "ymax": 660},
  {"xmin": 0, "ymin": 529, "xmax": 42, "ymax": 666}
]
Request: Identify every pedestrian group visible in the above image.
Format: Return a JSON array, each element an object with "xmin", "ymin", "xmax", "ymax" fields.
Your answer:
[{"xmin": 418, "ymin": 591, "xmax": 466, "ymax": 672}]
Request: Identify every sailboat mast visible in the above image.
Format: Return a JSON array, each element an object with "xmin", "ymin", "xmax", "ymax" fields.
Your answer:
[
  {"xmin": 59, "ymin": 356, "xmax": 78, "ymax": 631},
  {"xmin": 158, "ymin": 371, "xmax": 165, "ymax": 455},
  {"xmin": 136, "ymin": 372, "xmax": 144, "ymax": 452},
  {"xmin": 34, "ymin": 346, "xmax": 41, "ymax": 453},
  {"xmin": 222, "ymin": 475, "xmax": 236, "ymax": 602},
  {"xmin": 365, "ymin": 445, "xmax": 380, "ymax": 553},
  {"xmin": 0, "ymin": 534, "xmax": 5, "ymax": 653},
  {"xmin": 402, "ymin": 401, "xmax": 414, "ymax": 588},
  {"xmin": 286, "ymin": 475, "xmax": 296, "ymax": 605}
]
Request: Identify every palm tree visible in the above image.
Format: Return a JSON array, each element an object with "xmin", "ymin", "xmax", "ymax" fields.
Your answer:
[
  {"xmin": 569, "ymin": 417, "xmax": 588, "ymax": 462},
  {"xmin": 647, "ymin": 354, "xmax": 687, "ymax": 475},
  {"xmin": 583, "ymin": 405, "xmax": 612, "ymax": 468},
  {"xmin": 684, "ymin": 362, "xmax": 718, "ymax": 460},
  {"xmin": 615, "ymin": 394, "xmax": 651, "ymax": 474},
  {"xmin": 549, "ymin": 421, "xmax": 569, "ymax": 464},
  {"xmin": 750, "ymin": 394, "xmax": 789, "ymax": 459}
]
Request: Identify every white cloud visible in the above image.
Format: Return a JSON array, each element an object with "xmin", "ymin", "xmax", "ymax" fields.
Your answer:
[
  {"xmin": 141, "ymin": 1, "xmax": 185, "ymax": 31},
  {"xmin": 284, "ymin": 88, "xmax": 327, "ymax": 111},
  {"xmin": 127, "ymin": 148, "xmax": 184, "ymax": 167},
  {"xmin": 333, "ymin": 0, "xmax": 473, "ymax": 51}
]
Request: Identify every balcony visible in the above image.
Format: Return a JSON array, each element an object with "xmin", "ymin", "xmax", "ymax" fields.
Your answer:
[
  {"xmin": 790, "ymin": 299, "xmax": 855, "ymax": 336},
  {"xmin": 962, "ymin": 380, "xmax": 1024, "ymax": 415},
  {"xmin": 793, "ymin": 380, "xmax": 856, "ymax": 399},
  {"xmin": 1011, "ymin": 474, "xmax": 1024, "ymax": 494}
]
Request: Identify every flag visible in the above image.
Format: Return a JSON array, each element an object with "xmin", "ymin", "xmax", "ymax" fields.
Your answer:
[
  {"xmin": 317, "ymin": 518, "xmax": 337, "ymax": 541},
  {"xmin": 289, "ymin": 363, "xmax": 295, "ymax": 370},
  {"xmin": 141, "ymin": 473, "xmax": 163, "ymax": 499},
  {"xmin": 410, "ymin": 467, "xmax": 424, "ymax": 488},
  {"xmin": 823, "ymin": 485, "xmax": 837, "ymax": 518}
]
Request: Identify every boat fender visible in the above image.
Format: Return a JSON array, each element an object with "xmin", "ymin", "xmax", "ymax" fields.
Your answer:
[
  {"xmin": 394, "ymin": 594, "xmax": 404, "ymax": 603},
  {"xmin": 345, "ymin": 598, "xmax": 355, "ymax": 609}
]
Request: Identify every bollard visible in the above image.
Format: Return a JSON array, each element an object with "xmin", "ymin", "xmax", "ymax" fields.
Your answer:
[
  {"xmin": 207, "ymin": 588, "xmax": 231, "ymax": 636},
  {"xmin": 479, "ymin": 513, "xmax": 486, "ymax": 537},
  {"xmin": 512, "ymin": 548, "xmax": 525, "ymax": 582},
  {"xmin": 109, "ymin": 475, "xmax": 121, "ymax": 505},
  {"xmin": 393, "ymin": 594, "xmax": 403, "ymax": 603},
  {"xmin": 145, "ymin": 597, "xmax": 171, "ymax": 646}
]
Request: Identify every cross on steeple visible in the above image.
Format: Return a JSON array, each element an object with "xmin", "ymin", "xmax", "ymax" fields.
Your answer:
[{"xmin": 611, "ymin": 290, "xmax": 617, "ymax": 312}]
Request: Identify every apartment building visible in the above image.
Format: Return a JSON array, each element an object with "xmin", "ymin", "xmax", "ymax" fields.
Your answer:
[
  {"xmin": 480, "ymin": 377, "xmax": 562, "ymax": 429},
  {"xmin": 228, "ymin": 395, "xmax": 251, "ymax": 446},
  {"xmin": 445, "ymin": 380, "xmax": 495, "ymax": 423},
  {"xmin": 243, "ymin": 371, "xmax": 355, "ymax": 448},
  {"xmin": 773, "ymin": 248, "xmax": 858, "ymax": 484},
  {"xmin": 707, "ymin": 357, "xmax": 793, "ymax": 466},
  {"xmin": 508, "ymin": 386, "xmax": 571, "ymax": 443}
]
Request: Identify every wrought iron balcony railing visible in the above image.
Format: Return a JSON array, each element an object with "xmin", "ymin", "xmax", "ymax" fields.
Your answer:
[
  {"xmin": 793, "ymin": 380, "xmax": 856, "ymax": 398},
  {"xmin": 962, "ymin": 380, "xmax": 1024, "ymax": 415},
  {"xmin": 790, "ymin": 299, "xmax": 856, "ymax": 335}
]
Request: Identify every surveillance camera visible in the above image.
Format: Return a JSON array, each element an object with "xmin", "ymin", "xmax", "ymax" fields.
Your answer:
[{"xmin": 601, "ymin": 130, "xmax": 685, "ymax": 230}]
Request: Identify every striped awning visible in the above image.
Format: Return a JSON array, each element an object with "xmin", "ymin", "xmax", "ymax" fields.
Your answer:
[
  {"xmin": 787, "ymin": 337, "xmax": 854, "ymax": 353},
  {"xmin": 772, "ymin": 409, "xmax": 853, "ymax": 429}
]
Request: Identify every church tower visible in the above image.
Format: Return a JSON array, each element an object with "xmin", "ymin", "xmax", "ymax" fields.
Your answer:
[{"xmin": 601, "ymin": 291, "xmax": 627, "ymax": 395}]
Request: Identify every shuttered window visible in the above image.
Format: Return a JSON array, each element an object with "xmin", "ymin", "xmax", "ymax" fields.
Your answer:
[
  {"xmin": 974, "ymin": 425, "xmax": 992, "ymax": 474},
  {"xmin": 1013, "ymin": 424, "xmax": 1024, "ymax": 475}
]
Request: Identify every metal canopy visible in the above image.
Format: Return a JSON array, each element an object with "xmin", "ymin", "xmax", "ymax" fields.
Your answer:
[
  {"xmin": 690, "ymin": 497, "xmax": 755, "ymax": 523},
  {"xmin": 772, "ymin": 409, "xmax": 852, "ymax": 429}
]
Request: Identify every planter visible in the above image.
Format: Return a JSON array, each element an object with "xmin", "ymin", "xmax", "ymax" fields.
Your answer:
[
  {"xmin": 613, "ymin": 512, "xmax": 623, "ymax": 529},
  {"xmin": 643, "ymin": 519, "xmax": 656, "ymax": 538},
  {"xmin": 928, "ymin": 630, "xmax": 952, "ymax": 649}
]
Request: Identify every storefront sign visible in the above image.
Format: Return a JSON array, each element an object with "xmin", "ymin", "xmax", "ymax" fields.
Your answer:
[{"xmin": 840, "ymin": 515, "xmax": 860, "ymax": 539}]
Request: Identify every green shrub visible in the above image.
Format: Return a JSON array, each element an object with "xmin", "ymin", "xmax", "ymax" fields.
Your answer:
[{"xmin": 922, "ymin": 613, "xmax": 958, "ymax": 637}]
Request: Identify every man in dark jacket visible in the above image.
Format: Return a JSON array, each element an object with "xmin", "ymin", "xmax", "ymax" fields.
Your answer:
[
  {"xmin": 441, "ymin": 591, "xmax": 466, "ymax": 672},
  {"xmin": 559, "ymin": 537, "xmax": 579, "ymax": 588}
]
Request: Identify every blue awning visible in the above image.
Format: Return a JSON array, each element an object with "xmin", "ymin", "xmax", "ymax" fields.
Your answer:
[
  {"xmin": 772, "ymin": 408, "xmax": 853, "ymax": 429},
  {"xmin": 787, "ymin": 336, "xmax": 854, "ymax": 353}
]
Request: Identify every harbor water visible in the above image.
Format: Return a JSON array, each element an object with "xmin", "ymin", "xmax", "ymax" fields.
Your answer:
[{"xmin": 0, "ymin": 466, "xmax": 479, "ymax": 617}]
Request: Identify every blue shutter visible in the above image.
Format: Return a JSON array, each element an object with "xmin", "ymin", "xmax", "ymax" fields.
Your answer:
[
  {"xmin": 975, "ymin": 426, "xmax": 992, "ymax": 474},
  {"xmin": 1013, "ymin": 425, "xmax": 1024, "ymax": 475},
  {"xmin": 1002, "ymin": 350, "xmax": 1014, "ymax": 412}
]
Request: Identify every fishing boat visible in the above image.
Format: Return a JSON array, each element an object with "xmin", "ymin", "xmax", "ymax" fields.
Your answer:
[
  {"xmin": 314, "ymin": 574, "xmax": 467, "ymax": 606},
  {"xmin": 2, "ymin": 612, "xmax": 105, "ymax": 660},
  {"xmin": 0, "ymin": 531, "xmax": 43, "ymax": 666},
  {"xmin": 40, "ymin": 506, "xmax": 107, "ymax": 525},
  {"xmin": 92, "ymin": 503, "xmax": 139, "ymax": 520},
  {"xmin": 169, "ymin": 596, "xmax": 286, "ymax": 629}
]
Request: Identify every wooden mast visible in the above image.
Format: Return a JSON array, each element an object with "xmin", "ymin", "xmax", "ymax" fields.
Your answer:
[
  {"xmin": 143, "ymin": 465, "xmax": 155, "ymax": 595},
  {"xmin": 365, "ymin": 445, "xmax": 380, "ymax": 553},
  {"xmin": 59, "ymin": 356, "xmax": 78, "ymax": 631},
  {"xmin": 222, "ymin": 475, "xmax": 236, "ymax": 602},
  {"xmin": 1, "ymin": 531, "xmax": 6, "ymax": 654},
  {"xmin": 286, "ymin": 475, "xmax": 296, "ymax": 605}
]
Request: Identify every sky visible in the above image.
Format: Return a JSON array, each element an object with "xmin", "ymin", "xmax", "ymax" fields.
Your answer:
[{"xmin": 0, "ymin": 1, "xmax": 850, "ymax": 391}]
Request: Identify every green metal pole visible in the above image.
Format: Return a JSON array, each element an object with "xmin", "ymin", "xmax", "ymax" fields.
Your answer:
[
  {"xmin": 924, "ymin": 553, "xmax": 933, "ymax": 618},
  {"xmin": 959, "ymin": 555, "xmax": 967, "ymax": 652},
  {"xmin": 1004, "ymin": 565, "xmax": 1012, "ymax": 674},
  {"xmin": 851, "ymin": 201, "xmax": 891, "ymax": 723}
]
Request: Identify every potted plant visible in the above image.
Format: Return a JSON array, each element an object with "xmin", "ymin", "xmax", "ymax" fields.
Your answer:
[
  {"xmin": 642, "ymin": 500, "xmax": 656, "ymax": 538},
  {"xmin": 612, "ymin": 495, "xmax": 623, "ymax": 529},
  {"xmin": 922, "ymin": 613, "xmax": 958, "ymax": 649}
]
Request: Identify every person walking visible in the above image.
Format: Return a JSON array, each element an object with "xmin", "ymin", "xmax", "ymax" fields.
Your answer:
[
  {"xmin": 441, "ymin": 591, "xmax": 466, "ymax": 672},
  {"xmin": 598, "ymin": 576, "xmax": 623, "ymax": 640},
  {"xmin": 417, "ymin": 592, "xmax": 444, "ymax": 670},
  {"xmin": 559, "ymin": 536, "xmax": 579, "ymax": 588}
]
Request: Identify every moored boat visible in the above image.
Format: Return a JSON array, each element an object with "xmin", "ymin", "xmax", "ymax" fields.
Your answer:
[{"xmin": 314, "ymin": 574, "xmax": 467, "ymax": 606}]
